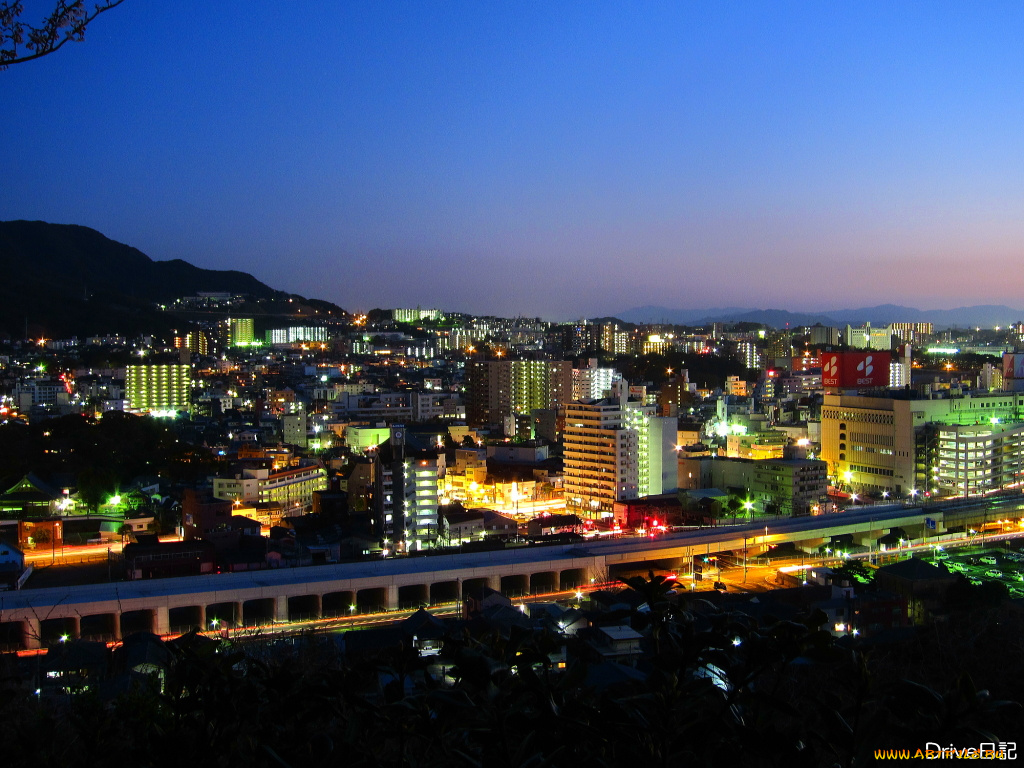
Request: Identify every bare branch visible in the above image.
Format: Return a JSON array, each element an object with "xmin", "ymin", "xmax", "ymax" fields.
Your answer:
[{"xmin": 1, "ymin": 0, "xmax": 125, "ymax": 69}]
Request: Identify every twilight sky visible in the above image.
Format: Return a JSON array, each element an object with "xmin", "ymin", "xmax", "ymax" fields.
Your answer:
[{"xmin": 4, "ymin": 1, "xmax": 1024, "ymax": 320}]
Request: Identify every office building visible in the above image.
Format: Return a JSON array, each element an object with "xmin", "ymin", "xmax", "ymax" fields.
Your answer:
[
  {"xmin": 843, "ymin": 324, "xmax": 893, "ymax": 350},
  {"xmin": 679, "ymin": 456, "xmax": 827, "ymax": 516},
  {"xmin": 821, "ymin": 391, "xmax": 1024, "ymax": 497},
  {"xmin": 212, "ymin": 463, "xmax": 328, "ymax": 513}
]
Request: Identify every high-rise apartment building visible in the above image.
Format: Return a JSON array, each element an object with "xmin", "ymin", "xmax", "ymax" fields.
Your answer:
[
  {"xmin": 735, "ymin": 341, "xmax": 761, "ymax": 370},
  {"xmin": 125, "ymin": 364, "xmax": 192, "ymax": 414},
  {"xmin": 174, "ymin": 331, "xmax": 209, "ymax": 356},
  {"xmin": 808, "ymin": 325, "xmax": 840, "ymax": 346},
  {"xmin": 562, "ymin": 384, "xmax": 676, "ymax": 516},
  {"xmin": 393, "ymin": 308, "xmax": 442, "ymax": 323},
  {"xmin": 370, "ymin": 426, "xmax": 443, "ymax": 552},
  {"xmin": 267, "ymin": 326, "xmax": 329, "ymax": 344},
  {"xmin": 890, "ymin": 322, "xmax": 933, "ymax": 343},
  {"xmin": 572, "ymin": 359, "xmax": 621, "ymax": 401},
  {"xmin": 466, "ymin": 359, "xmax": 572, "ymax": 429},
  {"xmin": 600, "ymin": 322, "xmax": 629, "ymax": 355},
  {"xmin": 227, "ymin": 317, "xmax": 256, "ymax": 347},
  {"xmin": 657, "ymin": 371, "xmax": 694, "ymax": 417}
]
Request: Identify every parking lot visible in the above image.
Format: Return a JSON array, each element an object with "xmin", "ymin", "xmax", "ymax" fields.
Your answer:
[{"xmin": 925, "ymin": 545, "xmax": 1024, "ymax": 598}]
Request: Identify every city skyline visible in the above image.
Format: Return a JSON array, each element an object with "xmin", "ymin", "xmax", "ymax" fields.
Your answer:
[{"xmin": 4, "ymin": 2, "xmax": 1024, "ymax": 319}]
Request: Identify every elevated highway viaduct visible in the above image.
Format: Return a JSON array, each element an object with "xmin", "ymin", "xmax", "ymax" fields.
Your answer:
[{"xmin": 2, "ymin": 496, "xmax": 1021, "ymax": 650}]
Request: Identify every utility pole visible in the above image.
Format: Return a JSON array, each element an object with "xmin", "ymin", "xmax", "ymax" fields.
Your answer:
[{"xmin": 743, "ymin": 535, "xmax": 748, "ymax": 583}]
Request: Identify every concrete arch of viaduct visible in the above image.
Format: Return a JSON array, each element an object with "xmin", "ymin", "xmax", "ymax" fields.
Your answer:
[{"xmin": 1, "ymin": 559, "xmax": 604, "ymax": 651}]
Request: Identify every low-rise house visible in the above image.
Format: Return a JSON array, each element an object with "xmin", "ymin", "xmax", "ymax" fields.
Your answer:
[
  {"xmin": 122, "ymin": 540, "xmax": 216, "ymax": 580},
  {"xmin": 873, "ymin": 557, "xmax": 957, "ymax": 624},
  {"xmin": 579, "ymin": 624, "xmax": 644, "ymax": 664},
  {"xmin": 0, "ymin": 540, "xmax": 26, "ymax": 590}
]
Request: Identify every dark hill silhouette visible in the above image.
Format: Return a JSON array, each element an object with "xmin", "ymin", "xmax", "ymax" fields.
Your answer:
[{"xmin": 0, "ymin": 220, "xmax": 343, "ymax": 339}]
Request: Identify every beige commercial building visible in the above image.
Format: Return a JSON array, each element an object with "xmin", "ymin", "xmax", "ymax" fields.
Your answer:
[{"xmin": 821, "ymin": 392, "xmax": 1024, "ymax": 497}]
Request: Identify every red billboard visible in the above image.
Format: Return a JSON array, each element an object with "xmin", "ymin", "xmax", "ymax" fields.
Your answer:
[
  {"xmin": 821, "ymin": 351, "xmax": 890, "ymax": 388},
  {"xmin": 1003, "ymin": 353, "xmax": 1024, "ymax": 380}
]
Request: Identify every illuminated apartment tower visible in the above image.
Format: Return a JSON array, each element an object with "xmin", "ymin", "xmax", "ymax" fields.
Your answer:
[
  {"xmin": 393, "ymin": 307, "xmax": 442, "ymax": 323},
  {"xmin": 125, "ymin": 363, "xmax": 192, "ymax": 414},
  {"xmin": 735, "ymin": 341, "xmax": 761, "ymax": 370},
  {"xmin": 371, "ymin": 426, "xmax": 444, "ymax": 552},
  {"xmin": 890, "ymin": 322, "xmax": 933, "ymax": 343},
  {"xmin": 599, "ymin": 322, "xmax": 629, "ymax": 355},
  {"xmin": 174, "ymin": 331, "xmax": 209, "ymax": 356},
  {"xmin": 466, "ymin": 359, "xmax": 572, "ymax": 429},
  {"xmin": 562, "ymin": 382, "xmax": 676, "ymax": 517},
  {"xmin": 572, "ymin": 359, "xmax": 621, "ymax": 400},
  {"xmin": 227, "ymin": 317, "xmax": 256, "ymax": 347}
]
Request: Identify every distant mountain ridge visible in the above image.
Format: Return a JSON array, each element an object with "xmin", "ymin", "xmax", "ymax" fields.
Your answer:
[
  {"xmin": 617, "ymin": 304, "xmax": 1024, "ymax": 329},
  {"xmin": 0, "ymin": 220, "xmax": 342, "ymax": 339}
]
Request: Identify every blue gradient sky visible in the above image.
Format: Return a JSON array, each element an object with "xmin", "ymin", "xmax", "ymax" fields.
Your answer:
[{"xmin": 4, "ymin": 1, "xmax": 1024, "ymax": 319}]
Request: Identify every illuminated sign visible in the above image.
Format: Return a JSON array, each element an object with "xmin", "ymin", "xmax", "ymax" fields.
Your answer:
[
  {"xmin": 1004, "ymin": 353, "xmax": 1024, "ymax": 380},
  {"xmin": 822, "ymin": 351, "xmax": 890, "ymax": 388}
]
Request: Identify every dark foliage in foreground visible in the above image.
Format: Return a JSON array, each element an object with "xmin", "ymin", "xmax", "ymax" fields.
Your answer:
[{"xmin": 1, "ymin": 597, "xmax": 1021, "ymax": 768}]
